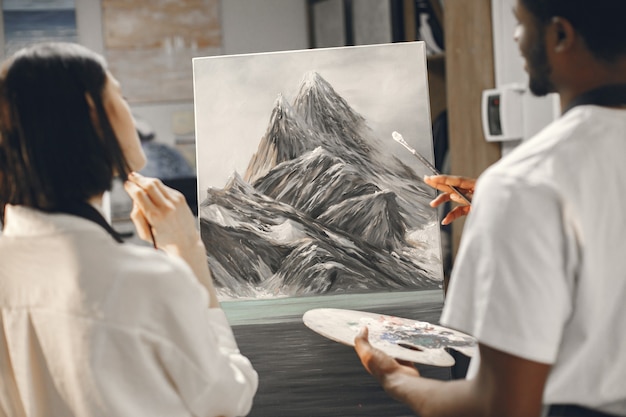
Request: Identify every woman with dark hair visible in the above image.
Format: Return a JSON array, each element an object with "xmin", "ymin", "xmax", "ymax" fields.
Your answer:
[{"xmin": 0, "ymin": 42, "xmax": 257, "ymax": 416}]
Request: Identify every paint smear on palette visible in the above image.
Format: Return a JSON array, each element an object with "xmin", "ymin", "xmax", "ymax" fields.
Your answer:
[
  {"xmin": 303, "ymin": 308, "xmax": 477, "ymax": 367},
  {"xmin": 354, "ymin": 316, "xmax": 474, "ymax": 349}
]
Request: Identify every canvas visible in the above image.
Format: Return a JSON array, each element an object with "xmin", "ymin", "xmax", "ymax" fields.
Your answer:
[
  {"xmin": 194, "ymin": 41, "xmax": 442, "ymax": 300},
  {"xmin": 192, "ymin": 42, "xmax": 451, "ymax": 416}
]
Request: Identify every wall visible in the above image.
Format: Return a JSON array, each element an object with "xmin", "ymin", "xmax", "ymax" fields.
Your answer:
[
  {"xmin": 221, "ymin": 0, "xmax": 308, "ymax": 55},
  {"xmin": 76, "ymin": 0, "xmax": 309, "ymax": 147}
]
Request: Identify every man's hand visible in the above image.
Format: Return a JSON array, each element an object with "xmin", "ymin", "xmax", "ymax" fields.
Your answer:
[
  {"xmin": 356, "ymin": 325, "xmax": 549, "ymax": 417},
  {"xmin": 354, "ymin": 327, "xmax": 422, "ymax": 404},
  {"xmin": 424, "ymin": 175, "xmax": 476, "ymax": 225},
  {"xmin": 124, "ymin": 172, "xmax": 220, "ymax": 308}
]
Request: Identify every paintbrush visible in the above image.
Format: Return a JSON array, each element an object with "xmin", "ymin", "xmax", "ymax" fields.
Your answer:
[
  {"xmin": 392, "ymin": 131, "xmax": 472, "ymax": 205},
  {"xmin": 148, "ymin": 227, "xmax": 157, "ymax": 249},
  {"xmin": 126, "ymin": 172, "xmax": 158, "ymax": 249}
]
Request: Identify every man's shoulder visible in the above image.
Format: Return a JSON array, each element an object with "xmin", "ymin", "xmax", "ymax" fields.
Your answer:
[{"xmin": 483, "ymin": 111, "xmax": 597, "ymax": 184}]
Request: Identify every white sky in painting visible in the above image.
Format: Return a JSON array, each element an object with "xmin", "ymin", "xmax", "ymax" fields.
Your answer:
[{"xmin": 193, "ymin": 42, "xmax": 433, "ymax": 201}]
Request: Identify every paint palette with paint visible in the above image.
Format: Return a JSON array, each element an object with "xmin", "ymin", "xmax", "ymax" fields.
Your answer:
[{"xmin": 303, "ymin": 308, "xmax": 477, "ymax": 367}]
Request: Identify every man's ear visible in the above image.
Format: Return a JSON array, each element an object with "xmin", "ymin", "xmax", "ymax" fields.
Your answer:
[
  {"xmin": 550, "ymin": 17, "xmax": 576, "ymax": 53},
  {"xmin": 84, "ymin": 93, "xmax": 102, "ymax": 137}
]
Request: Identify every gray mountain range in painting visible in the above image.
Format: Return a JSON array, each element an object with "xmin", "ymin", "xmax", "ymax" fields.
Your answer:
[{"xmin": 199, "ymin": 71, "xmax": 441, "ymax": 298}]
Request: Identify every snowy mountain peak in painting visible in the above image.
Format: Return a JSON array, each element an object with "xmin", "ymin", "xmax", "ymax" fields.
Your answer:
[
  {"xmin": 224, "ymin": 171, "xmax": 256, "ymax": 194},
  {"xmin": 200, "ymin": 71, "xmax": 441, "ymax": 298},
  {"xmin": 294, "ymin": 71, "xmax": 364, "ymax": 127},
  {"xmin": 244, "ymin": 94, "xmax": 319, "ymax": 184},
  {"xmin": 318, "ymin": 190, "xmax": 408, "ymax": 252},
  {"xmin": 293, "ymin": 71, "xmax": 371, "ymax": 150},
  {"xmin": 253, "ymin": 147, "xmax": 380, "ymax": 219}
]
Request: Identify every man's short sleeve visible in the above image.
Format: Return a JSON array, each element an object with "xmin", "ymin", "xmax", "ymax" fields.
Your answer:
[{"xmin": 441, "ymin": 173, "xmax": 575, "ymax": 364}]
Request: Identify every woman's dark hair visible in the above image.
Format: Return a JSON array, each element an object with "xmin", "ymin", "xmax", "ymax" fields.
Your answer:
[
  {"xmin": 521, "ymin": 0, "xmax": 626, "ymax": 62},
  {"xmin": 0, "ymin": 42, "xmax": 131, "ymax": 217}
]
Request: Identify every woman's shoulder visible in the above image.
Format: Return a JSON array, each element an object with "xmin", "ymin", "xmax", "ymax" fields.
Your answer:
[{"xmin": 112, "ymin": 244, "xmax": 201, "ymax": 291}]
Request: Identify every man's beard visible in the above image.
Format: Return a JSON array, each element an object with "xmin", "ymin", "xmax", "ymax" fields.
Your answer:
[{"xmin": 527, "ymin": 32, "xmax": 556, "ymax": 96}]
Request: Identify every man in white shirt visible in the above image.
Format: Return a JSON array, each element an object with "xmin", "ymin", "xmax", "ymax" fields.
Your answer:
[{"xmin": 354, "ymin": 0, "xmax": 626, "ymax": 416}]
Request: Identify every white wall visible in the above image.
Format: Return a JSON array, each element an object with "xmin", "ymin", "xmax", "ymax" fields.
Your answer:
[{"xmin": 221, "ymin": 0, "xmax": 309, "ymax": 55}]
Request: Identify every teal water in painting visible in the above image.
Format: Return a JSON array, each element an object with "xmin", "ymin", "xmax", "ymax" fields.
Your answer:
[{"xmin": 222, "ymin": 289, "xmax": 444, "ymax": 325}]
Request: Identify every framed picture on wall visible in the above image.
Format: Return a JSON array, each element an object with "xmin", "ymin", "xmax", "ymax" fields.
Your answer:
[
  {"xmin": 2, "ymin": 0, "xmax": 77, "ymax": 58},
  {"xmin": 101, "ymin": 0, "xmax": 223, "ymax": 103}
]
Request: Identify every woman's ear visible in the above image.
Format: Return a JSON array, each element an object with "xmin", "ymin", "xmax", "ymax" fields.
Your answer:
[
  {"xmin": 84, "ymin": 92, "xmax": 103, "ymax": 137},
  {"xmin": 550, "ymin": 17, "xmax": 576, "ymax": 53}
]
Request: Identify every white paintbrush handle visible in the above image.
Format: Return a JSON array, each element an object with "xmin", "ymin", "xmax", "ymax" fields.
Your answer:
[{"xmin": 392, "ymin": 131, "xmax": 472, "ymax": 205}]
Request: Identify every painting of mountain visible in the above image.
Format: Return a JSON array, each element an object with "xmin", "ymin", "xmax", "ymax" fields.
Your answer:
[{"xmin": 193, "ymin": 42, "xmax": 441, "ymax": 300}]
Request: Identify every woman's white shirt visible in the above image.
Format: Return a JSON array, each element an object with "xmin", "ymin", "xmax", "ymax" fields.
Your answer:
[{"xmin": 0, "ymin": 205, "xmax": 257, "ymax": 417}]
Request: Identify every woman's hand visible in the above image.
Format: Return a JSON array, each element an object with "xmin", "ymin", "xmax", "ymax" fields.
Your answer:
[
  {"xmin": 123, "ymin": 172, "xmax": 219, "ymax": 307},
  {"xmin": 123, "ymin": 172, "xmax": 197, "ymax": 251},
  {"xmin": 424, "ymin": 175, "xmax": 476, "ymax": 225}
]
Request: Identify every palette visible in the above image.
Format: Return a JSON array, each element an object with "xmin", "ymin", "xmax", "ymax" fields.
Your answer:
[{"xmin": 302, "ymin": 308, "xmax": 476, "ymax": 367}]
